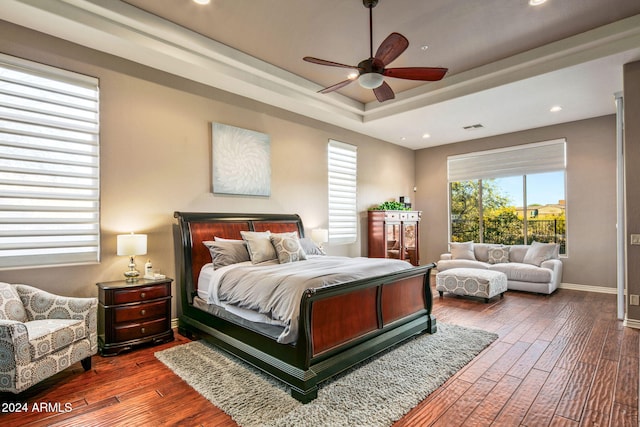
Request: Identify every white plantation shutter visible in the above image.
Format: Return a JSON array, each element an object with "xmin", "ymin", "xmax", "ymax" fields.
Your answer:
[
  {"xmin": 0, "ymin": 53, "xmax": 100, "ymax": 269},
  {"xmin": 328, "ymin": 140, "xmax": 357, "ymax": 244}
]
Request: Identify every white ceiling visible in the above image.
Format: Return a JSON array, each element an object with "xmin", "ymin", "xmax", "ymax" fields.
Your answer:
[{"xmin": 2, "ymin": 0, "xmax": 640, "ymax": 149}]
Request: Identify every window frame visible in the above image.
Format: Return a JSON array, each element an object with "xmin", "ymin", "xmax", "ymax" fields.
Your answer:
[
  {"xmin": 327, "ymin": 139, "xmax": 357, "ymax": 245},
  {"xmin": 0, "ymin": 53, "xmax": 100, "ymax": 269}
]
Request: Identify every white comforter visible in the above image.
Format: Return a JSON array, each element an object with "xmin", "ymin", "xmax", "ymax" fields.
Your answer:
[{"xmin": 203, "ymin": 256, "xmax": 412, "ymax": 344}]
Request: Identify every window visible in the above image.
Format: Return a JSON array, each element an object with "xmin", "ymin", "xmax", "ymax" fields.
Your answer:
[
  {"xmin": 448, "ymin": 140, "xmax": 566, "ymax": 254},
  {"xmin": 0, "ymin": 53, "xmax": 100, "ymax": 269},
  {"xmin": 328, "ymin": 139, "xmax": 357, "ymax": 244}
]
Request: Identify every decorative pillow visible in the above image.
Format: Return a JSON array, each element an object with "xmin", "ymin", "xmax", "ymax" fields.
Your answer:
[
  {"xmin": 488, "ymin": 246, "xmax": 510, "ymax": 264},
  {"xmin": 203, "ymin": 240, "xmax": 250, "ymax": 269},
  {"xmin": 0, "ymin": 282, "xmax": 27, "ymax": 322},
  {"xmin": 270, "ymin": 232, "xmax": 307, "ymax": 263},
  {"xmin": 240, "ymin": 231, "xmax": 277, "ymax": 264},
  {"xmin": 300, "ymin": 237, "xmax": 326, "ymax": 255},
  {"xmin": 522, "ymin": 241, "xmax": 558, "ymax": 266},
  {"xmin": 450, "ymin": 241, "xmax": 476, "ymax": 260}
]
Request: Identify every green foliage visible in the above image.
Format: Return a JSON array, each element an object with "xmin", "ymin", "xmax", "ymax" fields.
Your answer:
[{"xmin": 370, "ymin": 201, "xmax": 410, "ymax": 211}]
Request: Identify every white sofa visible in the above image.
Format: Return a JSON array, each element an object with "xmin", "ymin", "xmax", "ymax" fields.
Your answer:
[{"xmin": 436, "ymin": 241, "xmax": 563, "ymax": 294}]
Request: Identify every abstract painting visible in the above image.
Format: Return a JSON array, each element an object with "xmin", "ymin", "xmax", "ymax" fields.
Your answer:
[{"xmin": 212, "ymin": 123, "xmax": 271, "ymax": 196}]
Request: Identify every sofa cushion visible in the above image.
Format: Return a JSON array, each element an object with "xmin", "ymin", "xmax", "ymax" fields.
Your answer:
[
  {"xmin": 508, "ymin": 245, "xmax": 531, "ymax": 263},
  {"xmin": 473, "ymin": 244, "xmax": 503, "ymax": 262},
  {"xmin": 0, "ymin": 282, "xmax": 27, "ymax": 322},
  {"xmin": 523, "ymin": 241, "xmax": 558, "ymax": 266},
  {"xmin": 489, "ymin": 263, "xmax": 553, "ymax": 283},
  {"xmin": 25, "ymin": 319, "xmax": 86, "ymax": 360},
  {"xmin": 450, "ymin": 241, "xmax": 476, "ymax": 260},
  {"xmin": 488, "ymin": 246, "xmax": 510, "ymax": 264},
  {"xmin": 436, "ymin": 259, "xmax": 491, "ymax": 272}
]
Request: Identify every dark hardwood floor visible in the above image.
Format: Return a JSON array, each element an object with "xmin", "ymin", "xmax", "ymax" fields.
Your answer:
[{"xmin": 2, "ymin": 286, "xmax": 637, "ymax": 426}]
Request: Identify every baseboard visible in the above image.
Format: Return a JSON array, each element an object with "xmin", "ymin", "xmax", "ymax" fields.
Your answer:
[
  {"xmin": 559, "ymin": 282, "xmax": 617, "ymax": 294},
  {"xmin": 623, "ymin": 318, "xmax": 640, "ymax": 329}
]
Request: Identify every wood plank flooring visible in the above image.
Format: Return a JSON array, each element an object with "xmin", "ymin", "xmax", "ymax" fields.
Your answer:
[{"xmin": 1, "ymin": 287, "xmax": 637, "ymax": 426}]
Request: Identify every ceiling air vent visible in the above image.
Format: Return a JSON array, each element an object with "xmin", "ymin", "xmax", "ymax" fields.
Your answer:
[{"xmin": 463, "ymin": 123, "xmax": 484, "ymax": 130}]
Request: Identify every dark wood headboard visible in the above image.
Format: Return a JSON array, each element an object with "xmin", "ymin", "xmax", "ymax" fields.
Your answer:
[{"xmin": 173, "ymin": 212, "xmax": 305, "ymax": 303}]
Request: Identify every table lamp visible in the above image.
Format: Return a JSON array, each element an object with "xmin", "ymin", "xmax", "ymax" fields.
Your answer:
[
  {"xmin": 311, "ymin": 228, "xmax": 329, "ymax": 250},
  {"xmin": 117, "ymin": 233, "xmax": 147, "ymax": 282}
]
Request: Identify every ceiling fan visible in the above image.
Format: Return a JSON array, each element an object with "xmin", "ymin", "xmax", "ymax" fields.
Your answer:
[{"xmin": 303, "ymin": 0, "xmax": 448, "ymax": 102}]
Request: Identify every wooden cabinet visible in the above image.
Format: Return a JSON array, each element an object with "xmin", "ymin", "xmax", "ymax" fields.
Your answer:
[
  {"xmin": 97, "ymin": 278, "xmax": 174, "ymax": 356},
  {"xmin": 368, "ymin": 210, "xmax": 421, "ymax": 266}
]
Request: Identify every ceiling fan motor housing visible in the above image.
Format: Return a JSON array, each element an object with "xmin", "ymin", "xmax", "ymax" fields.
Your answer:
[{"xmin": 363, "ymin": 0, "xmax": 379, "ymax": 9}]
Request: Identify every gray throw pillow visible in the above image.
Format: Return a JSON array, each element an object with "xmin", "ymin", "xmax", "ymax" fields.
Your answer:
[
  {"xmin": 522, "ymin": 241, "xmax": 557, "ymax": 266},
  {"xmin": 450, "ymin": 241, "xmax": 476, "ymax": 260},
  {"xmin": 300, "ymin": 238, "xmax": 326, "ymax": 255},
  {"xmin": 271, "ymin": 232, "xmax": 307, "ymax": 263},
  {"xmin": 0, "ymin": 282, "xmax": 27, "ymax": 322},
  {"xmin": 203, "ymin": 240, "xmax": 250, "ymax": 269},
  {"xmin": 240, "ymin": 231, "xmax": 278, "ymax": 264},
  {"xmin": 488, "ymin": 246, "xmax": 510, "ymax": 264}
]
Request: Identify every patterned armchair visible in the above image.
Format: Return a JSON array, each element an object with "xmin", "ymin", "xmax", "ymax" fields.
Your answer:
[{"xmin": 0, "ymin": 282, "xmax": 97, "ymax": 393}]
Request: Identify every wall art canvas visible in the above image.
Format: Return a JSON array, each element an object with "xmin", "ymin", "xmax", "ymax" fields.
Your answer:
[{"xmin": 212, "ymin": 123, "xmax": 271, "ymax": 196}]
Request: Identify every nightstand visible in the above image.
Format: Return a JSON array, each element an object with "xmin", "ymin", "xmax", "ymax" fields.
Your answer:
[{"xmin": 97, "ymin": 278, "xmax": 174, "ymax": 356}]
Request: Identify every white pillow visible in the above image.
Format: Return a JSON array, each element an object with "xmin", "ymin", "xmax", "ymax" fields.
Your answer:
[
  {"xmin": 449, "ymin": 241, "xmax": 476, "ymax": 260},
  {"xmin": 522, "ymin": 241, "xmax": 557, "ymax": 266},
  {"xmin": 240, "ymin": 231, "xmax": 277, "ymax": 264}
]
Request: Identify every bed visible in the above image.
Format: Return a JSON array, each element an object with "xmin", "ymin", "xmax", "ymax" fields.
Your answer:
[{"xmin": 174, "ymin": 211, "xmax": 436, "ymax": 403}]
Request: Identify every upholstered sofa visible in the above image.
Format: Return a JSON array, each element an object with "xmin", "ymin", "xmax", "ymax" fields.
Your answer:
[
  {"xmin": 436, "ymin": 241, "xmax": 563, "ymax": 294},
  {"xmin": 0, "ymin": 283, "xmax": 97, "ymax": 393}
]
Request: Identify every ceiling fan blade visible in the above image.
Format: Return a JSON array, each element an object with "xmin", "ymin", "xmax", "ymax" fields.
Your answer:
[
  {"xmin": 373, "ymin": 81, "xmax": 395, "ymax": 102},
  {"xmin": 303, "ymin": 57, "xmax": 358, "ymax": 69},
  {"xmin": 318, "ymin": 78, "xmax": 355, "ymax": 94},
  {"xmin": 374, "ymin": 33, "xmax": 409, "ymax": 66},
  {"xmin": 383, "ymin": 67, "xmax": 448, "ymax": 81}
]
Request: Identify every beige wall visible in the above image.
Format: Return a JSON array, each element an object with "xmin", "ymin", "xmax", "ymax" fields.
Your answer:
[
  {"xmin": 415, "ymin": 115, "xmax": 618, "ymax": 289},
  {"xmin": 0, "ymin": 21, "xmax": 416, "ymax": 316},
  {"xmin": 624, "ymin": 60, "xmax": 640, "ymax": 322}
]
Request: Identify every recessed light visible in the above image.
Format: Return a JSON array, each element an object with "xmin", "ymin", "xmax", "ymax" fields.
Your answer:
[
  {"xmin": 420, "ymin": 45, "xmax": 429, "ymax": 51},
  {"xmin": 529, "ymin": 0, "xmax": 547, "ymax": 5},
  {"xmin": 400, "ymin": 137, "xmax": 406, "ymax": 141},
  {"xmin": 550, "ymin": 105, "xmax": 562, "ymax": 112},
  {"xmin": 347, "ymin": 72, "xmax": 359, "ymax": 80},
  {"xmin": 193, "ymin": 0, "xmax": 210, "ymax": 5},
  {"xmin": 422, "ymin": 133, "xmax": 431, "ymax": 139}
]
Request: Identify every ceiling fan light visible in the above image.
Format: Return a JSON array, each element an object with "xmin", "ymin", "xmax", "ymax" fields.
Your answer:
[{"xmin": 358, "ymin": 72, "xmax": 384, "ymax": 89}]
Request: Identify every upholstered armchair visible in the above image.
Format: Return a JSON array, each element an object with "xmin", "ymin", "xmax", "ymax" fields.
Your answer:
[{"xmin": 0, "ymin": 282, "xmax": 97, "ymax": 393}]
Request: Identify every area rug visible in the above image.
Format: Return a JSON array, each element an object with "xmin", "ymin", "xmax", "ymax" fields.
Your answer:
[{"xmin": 155, "ymin": 323, "xmax": 497, "ymax": 427}]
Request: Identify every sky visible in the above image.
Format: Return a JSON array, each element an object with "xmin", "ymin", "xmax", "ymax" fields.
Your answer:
[{"xmin": 493, "ymin": 171, "xmax": 565, "ymax": 208}]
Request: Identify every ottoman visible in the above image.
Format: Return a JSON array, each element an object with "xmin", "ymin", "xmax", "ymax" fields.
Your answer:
[{"xmin": 436, "ymin": 268, "xmax": 507, "ymax": 303}]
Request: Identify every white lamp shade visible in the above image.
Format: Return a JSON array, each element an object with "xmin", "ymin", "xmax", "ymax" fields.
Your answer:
[
  {"xmin": 358, "ymin": 72, "xmax": 384, "ymax": 89},
  {"xmin": 117, "ymin": 234, "xmax": 147, "ymax": 256},
  {"xmin": 311, "ymin": 228, "xmax": 329, "ymax": 244}
]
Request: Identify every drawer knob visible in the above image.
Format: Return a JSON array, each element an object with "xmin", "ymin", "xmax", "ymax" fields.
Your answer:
[
  {"xmin": 140, "ymin": 292, "xmax": 146, "ymax": 298},
  {"xmin": 140, "ymin": 309, "xmax": 146, "ymax": 316},
  {"xmin": 141, "ymin": 327, "xmax": 146, "ymax": 333}
]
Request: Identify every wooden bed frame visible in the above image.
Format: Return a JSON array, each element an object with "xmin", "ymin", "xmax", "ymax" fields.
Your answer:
[{"xmin": 174, "ymin": 211, "xmax": 436, "ymax": 403}]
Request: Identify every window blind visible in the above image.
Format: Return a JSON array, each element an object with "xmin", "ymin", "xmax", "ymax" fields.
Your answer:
[
  {"xmin": 328, "ymin": 139, "xmax": 357, "ymax": 244},
  {"xmin": 447, "ymin": 139, "xmax": 566, "ymax": 182},
  {"xmin": 0, "ymin": 53, "xmax": 100, "ymax": 269}
]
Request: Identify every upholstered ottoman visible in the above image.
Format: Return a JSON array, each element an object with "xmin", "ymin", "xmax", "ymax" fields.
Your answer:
[{"xmin": 436, "ymin": 268, "xmax": 507, "ymax": 303}]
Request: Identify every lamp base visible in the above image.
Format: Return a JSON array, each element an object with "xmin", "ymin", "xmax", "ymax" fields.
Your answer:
[{"xmin": 124, "ymin": 256, "xmax": 140, "ymax": 282}]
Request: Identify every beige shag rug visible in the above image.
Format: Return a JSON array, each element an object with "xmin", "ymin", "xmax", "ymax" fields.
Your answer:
[{"xmin": 155, "ymin": 323, "xmax": 497, "ymax": 427}]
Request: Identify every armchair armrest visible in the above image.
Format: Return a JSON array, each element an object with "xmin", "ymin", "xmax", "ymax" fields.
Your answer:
[
  {"xmin": 440, "ymin": 253, "xmax": 452, "ymax": 261},
  {"xmin": 0, "ymin": 319, "xmax": 31, "ymax": 365}
]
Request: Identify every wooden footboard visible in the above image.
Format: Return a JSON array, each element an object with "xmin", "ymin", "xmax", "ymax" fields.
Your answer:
[{"xmin": 174, "ymin": 212, "xmax": 436, "ymax": 403}]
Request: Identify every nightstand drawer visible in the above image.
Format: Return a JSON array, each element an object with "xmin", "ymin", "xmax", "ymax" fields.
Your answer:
[
  {"xmin": 114, "ymin": 300, "xmax": 167, "ymax": 323},
  {"xmin": 112, "ymin": 285, "xmax": 169, "ymax": 304},
  {"xmin": 114, "ymin": 317, "xmax": 168, "ymax": 342}
]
